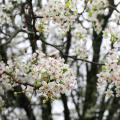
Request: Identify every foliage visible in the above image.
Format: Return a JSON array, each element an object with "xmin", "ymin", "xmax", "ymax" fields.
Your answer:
[{"xmin": 0, "ymin": 0, "xmax": 120, "ymax": 120}]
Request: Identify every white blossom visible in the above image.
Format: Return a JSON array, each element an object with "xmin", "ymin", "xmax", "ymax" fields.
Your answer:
[
  {"xmin": 35, "ymin": 0, "xmax": 78, "ymax": 34},
  {"xmin": 97, "ymin": 48, "xmax": 120, "ymax": 97},
  {"xmin": 0, "ymin": 50, "xmax": 76, "ymax": 101}
]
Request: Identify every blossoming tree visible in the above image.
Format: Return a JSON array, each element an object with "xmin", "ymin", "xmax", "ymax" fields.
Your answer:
[{"xmin": 0, "ymin": 0, "xmax": 120, "ymax": 120}]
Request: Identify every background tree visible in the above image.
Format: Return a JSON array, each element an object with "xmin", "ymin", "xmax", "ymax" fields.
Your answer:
[{"xmin": 0, "ymin": 0, "xmax": 120, "ymax": 120}]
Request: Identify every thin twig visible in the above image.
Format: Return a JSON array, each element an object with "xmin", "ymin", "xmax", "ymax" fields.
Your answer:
[{"xmin": 0, "ymin": 29, "xmax": 25, "ymax": 47}]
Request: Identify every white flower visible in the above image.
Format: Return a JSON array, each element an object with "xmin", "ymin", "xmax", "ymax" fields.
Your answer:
[
  {"xmin": 97, "ymin": 48, "xmax": 120, "ymax": 97},
  {"xmin": 0, "ymin": 96, "xmax": 4, "ymax": 107},
  {"xmin": 0, "ymin": 50, "xmax": 76, "ymax": 101},
  {"xmin": 105, "ymin": 90, "xmax": 114, "ymax": 97},
  {"xmin": 35, "ymin": 0, "xmax": 78, "ymax": 34}
]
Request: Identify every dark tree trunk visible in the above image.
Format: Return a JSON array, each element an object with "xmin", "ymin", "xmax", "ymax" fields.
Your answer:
[
  {"xmin": 41, "ymin": 101, "xmax": 52, "ymax": 120},
  {"xmin": 0, "ymin": 45, "xmax": 7, "ymax": 64},
  {"xmin": 83, "ymin": 1, "xmax": 115, "ymax": 119},
  {"xmin": 14, "ymin": 86, "xmax": 36, "ymax": 120},
  {"xmin": 61, "ymin": 29, "xmax": 72, "ymax": 120}
]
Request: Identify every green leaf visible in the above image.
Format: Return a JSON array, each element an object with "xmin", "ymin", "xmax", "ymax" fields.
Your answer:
[
  {"xmin": 34, "ymin": 80, "xmax": 41, "ymax": 88},
  {"xmin": 37, "ymin": 23, "xmax": 45, "ymax": 33},
  {"xmin": 59, "ymin": 80, "xmax": 65, "ymax": 85},
  {"xmin": 117, "ymin": 58, "xmax": 120, "ymax": 64},
  {"xmin": 41, "ymin": 71, "xmax": 50, "ymax": 82},
  {"xmin": 88, "ymin": 10, "xmax": 93, "ymax": 17},
  {"xmin": 65, "ymin": 0, "xmax": 71, "ymax": 9},
  {"xmin": 102, "ymin": 66, "xmax": 107, "ymax": 71},
  {"xmin": 111, "ymin": 34, "xmax": 117, "ymax": 44},
  {"xmin": 62, "ymin": 68, "xmax": 68, "ymax": 73}
]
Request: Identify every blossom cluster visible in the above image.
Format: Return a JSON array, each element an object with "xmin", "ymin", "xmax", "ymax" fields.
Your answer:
[
  {"xmin": 0, "ymin": 50, "xmax": 76, "ymax": 103},
  {"xmin": 0, "ymin": 0, "xmax": 22, "ymax": 26},
  {"xmin": 103, "ymin": 26, "xmax": 120, "ymax": 45},
  {"xmin": 35, "ymin": 0, "xmax": 79, "ymax": 34},
  {"xmin": 0, "ymin": 3, "xmax": 12, "ymax": 26},
  {"xmin": 86, "ymin": 0, "xmax": 109, "ymax": 32},
  {"xmin": 97, "ymin": 49, "xmax": 120, "ymax": 97},
  {"xmin": 71, "ymin": 24, "xmax": 88, "ymax": 59},
  {"xmin": 87, "ymin": 0, "xmax": 108, "ymax": 19}
]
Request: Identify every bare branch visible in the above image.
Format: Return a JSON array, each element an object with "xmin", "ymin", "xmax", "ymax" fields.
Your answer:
[{"xmin": 0, "ymin": 29, "xmax": 25, "ymax": 47}]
